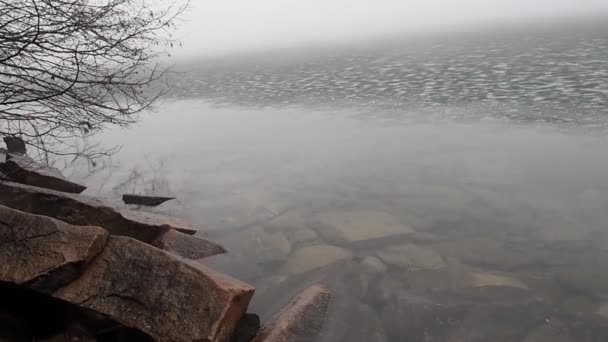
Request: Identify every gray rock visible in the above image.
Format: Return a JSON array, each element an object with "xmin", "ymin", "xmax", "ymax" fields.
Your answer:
[
  {"xmin": 310, "ymin": 210, "xmax": 414, "ymax": 246},
  {"xmin": 283, "ymin": 244, "xmax": 353, "ymax": 275},
  {"xmin": 252, "ymin": 285, "xmax": 331, "ymax": 342},
  {"xmin": 361, "ymin": 256, "xmax": 388, "ymax": 274},
  {"xmin": 377, "ymin": 243, "xmax": 445, "ymax": 270}
]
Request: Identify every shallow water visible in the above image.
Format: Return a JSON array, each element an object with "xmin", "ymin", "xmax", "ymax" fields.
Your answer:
[{"xmin": 79, "ymin": 18, "xmax": 608, "ymax": 342}]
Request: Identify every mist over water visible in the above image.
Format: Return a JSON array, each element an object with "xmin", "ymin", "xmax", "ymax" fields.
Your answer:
[{"xmin": 78, "ymin": 16, "xmax": 608, "ymax": 341}]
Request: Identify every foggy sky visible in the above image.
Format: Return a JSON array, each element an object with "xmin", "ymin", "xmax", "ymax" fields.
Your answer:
[{"xmin": 173, "ymin": 0, "xmax": 608, "ymax": 57}]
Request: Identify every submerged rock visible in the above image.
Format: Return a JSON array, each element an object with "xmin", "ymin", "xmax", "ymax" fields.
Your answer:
[
  {"xmin": 598, "ymin": 303, "xmax": 608, "ymax": 320},
  {"xmin": 377, "ymin": 243, "xmax": 445, "ymax": 270},
  {"xmin": 471, "ymin": 272, "xmax": 528, "ymax": 289},
  {"xmin": 361, "ymin": 256, "xmax": 388, "ymax": 274},
  {"xmin": 283, "ymin": 244, "xmax": 353, "ymax": 275},
  {"xmin": 253, "ymin": 284, "xmax": 331, "ymax": 342},
  {"xmin": 0, "ymin": 154, "xmax": 86, "ymax": 193},
  {"xmin": 310, "ymin": 210, "xmax": 414, "ymax": 246}
]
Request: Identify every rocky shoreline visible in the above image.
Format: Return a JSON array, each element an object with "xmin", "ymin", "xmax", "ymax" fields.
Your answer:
[{"xmin": 0, "ymin": 139, "xmax": 331, "ymax": 342}]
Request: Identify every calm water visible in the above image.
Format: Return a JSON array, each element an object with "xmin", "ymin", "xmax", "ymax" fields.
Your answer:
[{"xmin": 80, "ymin": 18, "xmax": 608, "ymax": 341}]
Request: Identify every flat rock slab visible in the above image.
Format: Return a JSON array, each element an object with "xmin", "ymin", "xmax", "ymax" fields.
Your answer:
[
  {"xmin": 0, "ymin": 154, "xmax": 86, "ymax": 193},
  {"xmin": 377, "ymin": 243, "xmax": 445, "ymax": 270},
  {"xmin": 122, "ymin": 194, "xmax": 175, "ymax": 207},
  {"xmin": 0, "ymin": 182, "xmax": 222, "ymax": 260},
  {"xmin": 0, "ymin": 205, "xmax": 108, "ymax": 292},
  {"xmin": 152, "ymin": 229, "xmax": 227, "ymax": 260},
  {"xmin": 253, "ymin": 285, "xmax": 331, "ymax": 342},
  {"xmin": 55, "ymin": 236, "xmax": 255, "ymax": 342},
  {"xmin": 471, "ymin": 272, "xmax": 528, "ymax": 290},
  {"xmin": 310, "ymin": 210, "xmax": 414, "ymax": 246},
  {"xmin": 283, "ymin": 244, "xmax": 353, "ymax": 275}
]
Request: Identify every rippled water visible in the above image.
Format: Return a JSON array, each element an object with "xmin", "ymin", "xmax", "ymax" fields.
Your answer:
[{"xmin": 81, "ymin": 18, "xmax": 608, "ymax": 342}]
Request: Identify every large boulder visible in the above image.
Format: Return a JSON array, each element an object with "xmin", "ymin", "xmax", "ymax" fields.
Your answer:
[
  {"xmin": 55, "ymin": 236, "xmax": 255, "ymax": 342},
  {"xmin": 0, "ymin": 205, "xmax": 108, "ymax": 292},
  {"xmin": 253, "ymin": 284, "xmax": 331, "ymax": 342},
  {"xmin": 0, "ymin": 181, "xmax": 224, "ymax": 259},
  {"xmin": 0, "ymin": 205, "xmax": 255, "ymax": 342},
  {"xmin": 0, "ymin": 153, "xmax": 86, "ymax": 194}
]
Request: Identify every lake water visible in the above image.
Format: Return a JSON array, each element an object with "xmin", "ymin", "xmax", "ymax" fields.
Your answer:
[{"xmin": 80, "ymin": 18, "xmax": 608, "ymax": 341}]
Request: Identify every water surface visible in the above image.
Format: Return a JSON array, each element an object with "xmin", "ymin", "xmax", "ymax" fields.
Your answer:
[{"xmin": 80, "ymin": 18, "xmax": 608, "ymax": 341}]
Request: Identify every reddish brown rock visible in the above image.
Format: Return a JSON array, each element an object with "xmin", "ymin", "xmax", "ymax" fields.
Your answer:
[
  {"xmin": 0, "ymin": 153, "xmax": 86, "ymax": 193},
  {"xmin": 55, "ymin": 236, "xmax": 255, "ymax": 342},
  {"xmin": 253, "ymin": 285, "xmax": 331, "ymax": 342},
  {"xmin": 152, "ymin": 229, "xmax": 227, "ymax": 260},
  {"xmin": 0, "ymin": 182, "xmax": 223, "ymax": 259},
  {"xmin": 0, "ymin": 205, "xmax": 108, "ymax": 292}
]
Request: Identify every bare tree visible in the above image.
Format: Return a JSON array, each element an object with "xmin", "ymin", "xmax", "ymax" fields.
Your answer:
[{"xmin": 0, "ymin": 0, "xmax": 188, "ymax": 159}]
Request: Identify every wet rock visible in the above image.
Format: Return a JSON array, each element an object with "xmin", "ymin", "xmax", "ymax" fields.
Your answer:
[
  {"xmin": 377, "ymin": 243, "xmax": 445, "ymax": 270},
  {"xmin": 598, "ymin": 303, "xmax": 608, "ymax": 319},
  {"xmin": 522, "ymin": 319, "xmax": 576, "ymax": 342},
  {"xmin": 0, "ymin": 154, "xmax": 86, "ymax": 193},
  {"xmin": 283, "ymin": 244, "xmax": 353, "ymax": 275},
  {"xmin": 361, "ymin": 256, "xmax": 388, "ymax": 274},
  {"xmin": 432, "ymin": 237, "xmax": 551, "ymax": 271},
  {"xmin": 122, "ymin": 194, "xmax": 175, "ymax": 207},
  {"xmin": 287, "ymin": 228, "xmax": 318, "ymax": 245},
  {"xmin": 219, "ymin": 227, "xmax": 291, "ymax": 264},
  {"xmin": 267, "ymin": 211, "xmax": 308, "ymax": 231},
  {"xmin": 0, "ymin": 205, "xmax": 108, "ymax": 292},
  {"xmin": 0, "ymin": 182, "xmax": 224, "ymax": 260},
  {"xmin": 310, "ymin": 210, "xmax": 414, "ymax": 246},
  {"xmin": 55, "ymin": 236, "xmax": 255, "ymax": 342},
  {"xmin": 253, "ymin": 284, "xmax": 331, "ymax": 342},
  {"xmin": 471, "ymin": 272, "xmax": 528, "ymax": 289},
  {"xmin": 3, "ymin": 136, "xmax": 26, "ymax": 155},
  {"xmin": 151, "ymin": 229, "xmax": 227, "ymax": 260}
]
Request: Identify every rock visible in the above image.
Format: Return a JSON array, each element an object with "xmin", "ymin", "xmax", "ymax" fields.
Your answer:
[
  {"xmin": 283, "ymin": 244, "xmax": 353, "ymax": 275},
  {"xmin": 361, "ymin": 256, "xmax": 388, "ymax": 274},
  {"xmin": 218, "ymin": 227, "xmax": 291, "ymax": 264},
  {"xmin": 432, "ymin": 237, "xmax": 552, "ymax": 271},
  {"xmin": 253, "ymin": 285, "xmax": 331, "ymax": 342},
  {"xmin": 0, "ymin": 205, "xmax": 108, "ymax": 292},
  {"xmin": 3, "ymin": 136, "xmax": 26, "ymax": 154},
  {"xmin": 55, "ymin": 236, "xmax": 255, "ymax": 342},
  {"xmin": 122, "ymin": 194, "xmax": 175, "ymax": 207},
  {"xmin": 0, "ymin": 154, "xmax": 86, "ymax": 193},
  {"xmin": 377, "ymin": 243, "xmax": 445, "ymax": 270},
  {"xmin": 232, "ymin": 313, "xmax": 261, "ymax": 342},
  {"xmin": 287, "ymin": 228, "xmax": 318, "ymax": 245},
  {"xmin": 0, "ymin": 182, "xmax": 224, "ymax": 260},
  {"xmin": 471, "ymin": 272, "xmax": 528, "ymax": 289},
  {"xmin": 151, "ymin": 229, "xmax": 227, "ymax": 260},
  {"xmin": 310, "ymin": 210, "xmax": 414, "ymax": 246},
  {"xmin": 598, "ymin": 303, "xmax": 608, "ymax": 319},
  {"xmin": 522, "ymin": 319, "xmax": 576, "ymax": 342}
]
